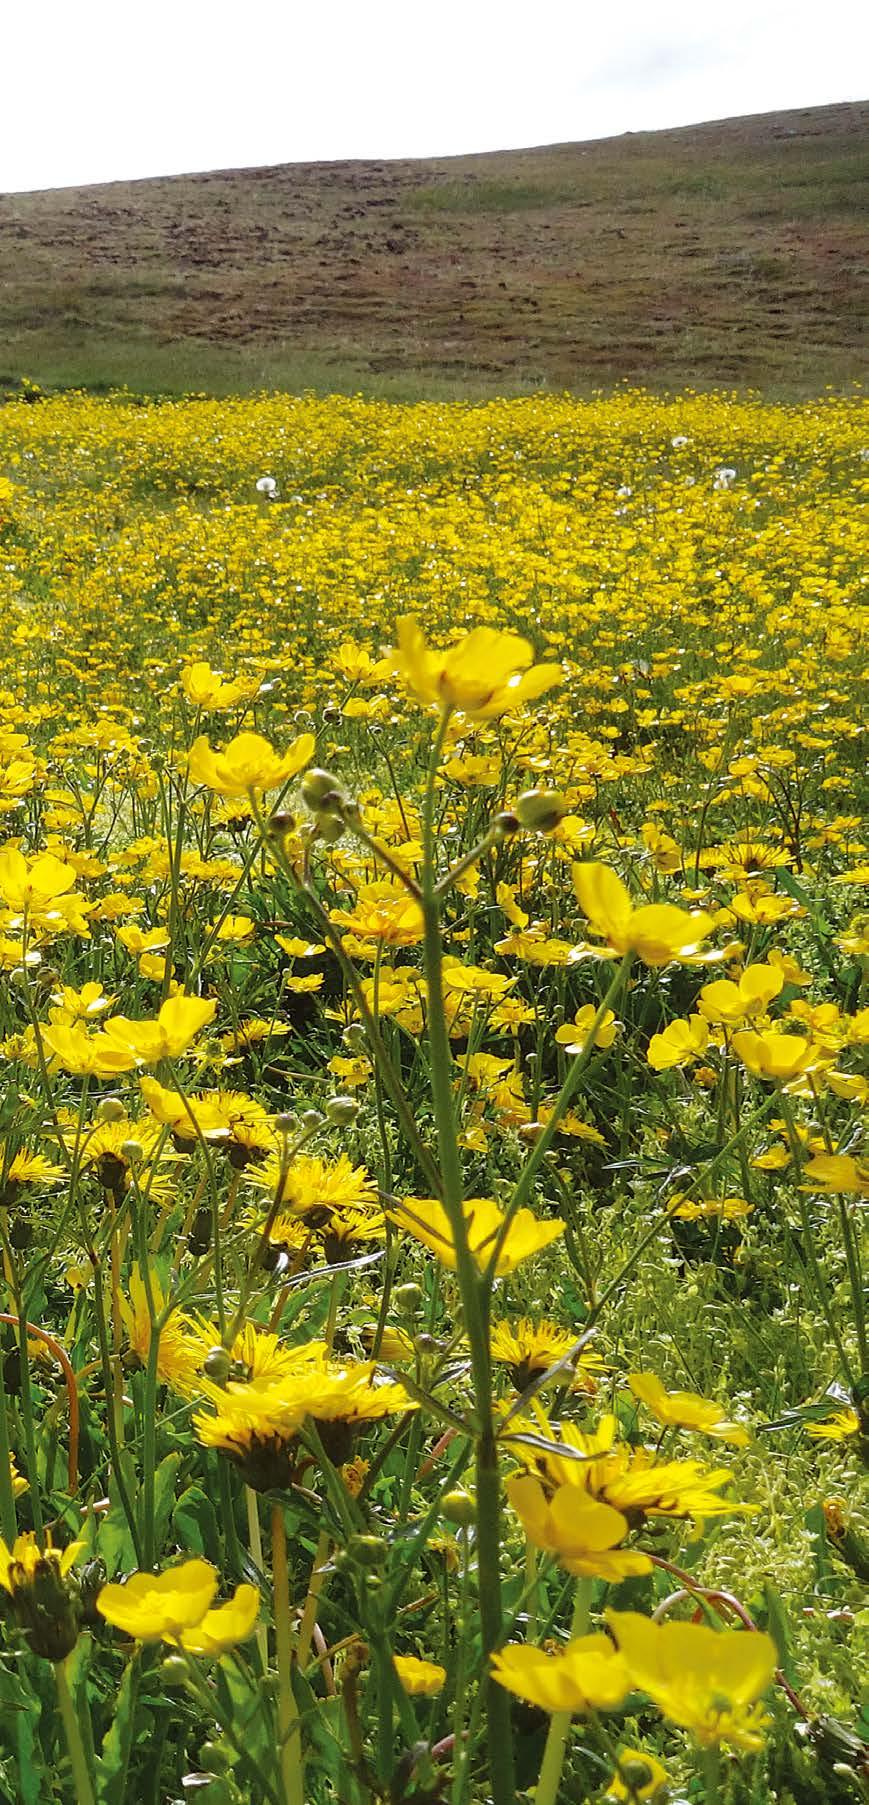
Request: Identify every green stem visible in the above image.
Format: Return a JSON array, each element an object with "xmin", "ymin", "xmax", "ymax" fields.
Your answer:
[
  {"xmin": 271, "ymin": 1503, "xmax": 304, "ymax": 1805},
  {"xmin": 419, "ymin": 707, "xmax": 515, "ymax": 1805},
  {"xmin": 55, "ymin": 1657, "xmax": 96, "ymax": 1805},
  {"xmin": 0, "ymin": 1343, "xmax": 17, "ymax": 1542},
  {"xmin": 777, "ymin": 1094, "xmax": 857, "ymax": 1390},
  {"xmin": 495, "ymin": 953, "xmax": 633, "ymax": 1257},
  {"xmin": 700, "ymin": 1741, "xmax": 721, "ymax": 1803},
  {"xmin": 533, "ymin": 1580, "xmax": 592, "ymax": 1805}
]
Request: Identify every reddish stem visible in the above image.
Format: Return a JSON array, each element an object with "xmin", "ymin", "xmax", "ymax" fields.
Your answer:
[{"xmin": 0, "ymin": 1314, "xmax": 79, "ymax": 1494}]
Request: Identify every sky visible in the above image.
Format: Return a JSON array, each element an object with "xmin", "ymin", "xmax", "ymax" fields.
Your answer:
[{"xmin": 2, "ymin": 0, "xmax": 867, "ymax": 193}]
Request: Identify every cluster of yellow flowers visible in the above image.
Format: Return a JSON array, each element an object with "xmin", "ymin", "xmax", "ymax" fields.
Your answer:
[{"xmin": 0, "ymin": 387, "xmax": 864, "ymax": 1805}]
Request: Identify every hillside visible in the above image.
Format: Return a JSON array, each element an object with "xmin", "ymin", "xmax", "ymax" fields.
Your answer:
[{"xmin": 1, "ymin": 101, "xmax": 866, "ymax": 398}]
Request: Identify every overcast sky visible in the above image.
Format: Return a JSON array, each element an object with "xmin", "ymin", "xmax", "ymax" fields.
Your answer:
[{"xmin": 2, "ymin": 0, "xmax": 866, "ymax": 193}]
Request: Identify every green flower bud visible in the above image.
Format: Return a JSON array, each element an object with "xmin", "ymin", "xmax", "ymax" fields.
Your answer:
[
  {"xmin": 325, "ymin": 1094, "xmax": 360, "ymax": 1126},
  {"xmin": 394, "ymin": 1283, "xmax": 424, "ymax": 1316},
  {"xmin": 96, "ymin": 1097, "xmax": 126, "ymax": 1123},
  {"xmin": 514, "ymin": 789, "xmax": 568, "ymax": 833},
  {"xmin": 440, "ymin": 1489, "xmax": 477, "ymax": 1526},
  {"xmin": 203, "ymin": 1345, "xmax": 233, "ymax": 1383},
  {"xmin": 301, "ymin": 768, "xmax": 344, "ymax": 811},
  {"xmin": 346, "ymin": 1534, "xmax": 388, "ymax": 1569},
  {"xmin": 317, "ymin": 810, "xmax": 345, "ymax": 844}
]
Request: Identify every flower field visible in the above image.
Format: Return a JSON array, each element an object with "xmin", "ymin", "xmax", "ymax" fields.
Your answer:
[{"xmin": 0, "ymin": 386, "xmax": 866, "ymax": 1804}]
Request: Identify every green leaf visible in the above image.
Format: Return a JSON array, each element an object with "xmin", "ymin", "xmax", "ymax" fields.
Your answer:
[
  {"xmin": 173, "ymin": 1484, "xmax": 220, "ymax": 1560},
  {"xmin": 96, "ymin": 1654, "xmax": 141, "ymax": 1805},
  {"xmin": 761, "ymin": 1580, "xmax": 797, "ymax": 1683},
  {"xmin": 152, "ymin": 1450, "xmax": 182, "ymax": 1556},
  {"xmin": 0, "ymin": 1666, "xmax": 45, "ymax": 1805}
]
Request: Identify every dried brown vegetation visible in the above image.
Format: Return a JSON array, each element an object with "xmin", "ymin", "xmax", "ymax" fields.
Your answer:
[{"xmin": 1, "ymin": 101, "xmax": 866, "ymax": 397}]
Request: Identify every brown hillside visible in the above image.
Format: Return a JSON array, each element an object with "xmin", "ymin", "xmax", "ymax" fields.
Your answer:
[{"xmin": 1, "ymin": 101, "xmax": 866, "ymax": 397}]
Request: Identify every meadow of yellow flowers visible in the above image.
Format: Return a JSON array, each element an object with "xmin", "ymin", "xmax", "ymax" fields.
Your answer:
[{"xmin": 0, "ymin": 386, "xmax": 865, "ymax": 1804}]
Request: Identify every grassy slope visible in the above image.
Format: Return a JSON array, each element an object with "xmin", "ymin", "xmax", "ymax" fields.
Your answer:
[{"xmin": 1, "ymin": 101, "xmax": 867, "ymax": 399}]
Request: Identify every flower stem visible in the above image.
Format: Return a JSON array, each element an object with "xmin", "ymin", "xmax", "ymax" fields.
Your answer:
[
  {"xmin": 533, "ymin": 1580, "xmax": 592, "ymax": 1805},
  {"xmin": 700, "ymin": 1742, "xmax": 721, "ymax": 1803},
  {"xmin": 419, "ymin": 708, "xmax": 515, "ymax": 1805},
  {"xmin": 271, "ymin": 1503, "xmax": 303, "ymax": 1805},
  {"xmin": 55, "ymin": 1657, "xmax": 96, "ymax": 1805},
  {"xmin": 246, "ymin": 1486, "xmax": 269, "ymax": 1671}
]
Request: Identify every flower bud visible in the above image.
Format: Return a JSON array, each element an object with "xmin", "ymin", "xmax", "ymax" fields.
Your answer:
[
  {"xmin": 161, "ymin": 1655, "xmax": 192, "ymax": 1685},
  {"xmin": 345, "ymin": 1533, "xmax": 388, "ymax": 1569},
  {"xmin": 300, "ymin": 1109, "xmax": 325, "ymax": 1132},
  {"xmin": 514, "ymin": 789, "xmax": 568, "ymax": 834},
  {"xmin": 203, "ymin": 1345, "xmax": 233, "ymax": 1383},
  {"xmin": 394, "ymin": 1283, "xmax": 424, "ymax": 1316},
  {"xmin": 301, "ymin": 768, "xmax": 345, "ymax": 812},
  {"xmin": 325, "ymin": 1094, "xmax": 360, "ymax": 1127},
  {"xmin": 120, "ymin": 1140, "xmax": 144, "ymax": 1165},
  {"xmin": 441, "ymin": 1488, "xmax": 477, "ymax": 1526},
  {"xmin": 343, "ymin": 1023, "xmax": 367, "ymax": 1053},
  {"xmin": 316, "ymin": 811, "xmax": 345, "ymax": 844},
  {"xmin": 96, "ymin": 1097, "xmax": 126, "ymax": 1123},
  {"xmin": 492, "ymin": 811, "xmax": 520, "ymax": 839},
  {"xmin": 274, "ymin": 1111, "xmax": 297, "ymax": 1134},
  {"xmin": 267, "ymin": 809, "xmax": 296, "ymax": 839}
]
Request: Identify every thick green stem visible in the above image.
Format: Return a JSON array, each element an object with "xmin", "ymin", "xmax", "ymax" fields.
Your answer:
[
  {"xmin": 700, "ymin": 1742, "xmax": 721, "ymax": 1803},
  {"xmin": 55, "ymin": 1658, "xmax": 96, "ymax": 1805},
  {"xmin": 534, "ymin": 1580, "xmax": 592, "ymax": 1805}
]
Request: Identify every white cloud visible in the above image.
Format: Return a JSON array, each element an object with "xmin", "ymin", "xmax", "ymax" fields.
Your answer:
[{"xmin": 1, "ymin": 0, "xmax": 866, "ymax": 191}]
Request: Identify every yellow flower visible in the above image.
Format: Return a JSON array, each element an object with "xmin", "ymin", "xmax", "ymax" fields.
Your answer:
[
  {"xmin": 249, "ymin": 1151, "xmax": 377, "ymax": 1218},
  {"xmin": 0, "ymin": 1146, "xmax": 66, "ymax": 1191},
  {"xmin": 573, "ymin": 864, "xmax": 714, "ymax": 966},
  {"xmin": 119, "ymin": 1266, "xmax": 202, "ymax": 1392},
  {"xmin": 489, "ymin": 1318, "xmax": 605, "ymax": 1393},
  {"xmin": 555, "ymin": 1004, "xmax": 619, "ymax": 1054},
  {"xmin": 180, "ymin": 661, "xmax": 254, "ymax": 711},
  {"xmin": 188, "ymin": 730, "xmax": 314, "ymax": 797},
  {"xmin": 171, "ymin": 1583, "xmax": 261, "ymax": 1655},
  {"xmin": 647, "ymin": 1015, "xmax": 709, "ymax": 1070},
  {"xmin": 628, "ymin": 1373, "xmax": 749, "ymax": 1446},
  {"xmin": 800, "ymin": 1153, "xmax": 869, "ymax": 1196},
  {"xmin": 491, "ymin": 1634, "xmax": 631, "ymax": 1714},
  {"xmin": 392, "ymin": 616, "xmax": 561, "ymax": 720},
  {"xmin": 606, "ymin": 1611, "xmax": 777, "ymax": 1751},
  {"xmin": 806, "ymin": 1408, "xmax": 860, "ymax": 1442},
  {"xmin": 671, "ymin": 1195, "xmax": 753, "ymax": 1222},
  {"xmin": 40, "ymin": 1023, "xmax": 139, "ymax": 1077},
  {"xmin": 605, "ymin": 1748, "xmax": 669, "ymax": 1801},
  {"xmin": 330, "ymin": 880, "xmax": 424, "ymax": 949},
  {"xmin": 507, "ymin": 1475, "xmax": 652, "ymax": 1581},
  {"xmin": 97, "ymin": 1560, "xmax": 219, "ymax": 1641},
  {"xmin": 103, "ymin": 992, "xmax": 217, "ymax": 1063},
  {"xmin": 8, "ymin": 1457, "xmax": 27, "ymax": 1497},
  {"xmin": 393, "ymin": 1654, "xmax": 447, "ymax": 1696},
  {"xmin": 698, "ymin": 963, "xmax": 784, "ymax": 1025},
  {"xmin": 731, "ymin": 1029, "xmax": 820, "ymax": 1083},
  {"xmin": 389, "ymin": 1194, "xmax": 565, "ymax": 1277},
  {"xmin": 0, "ymin": 1530, "xmax": 83, "ymax": 1595},
  {"xmin": 0, "ymin": 1530, "xmax": 85, "ymax": 1659}
]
